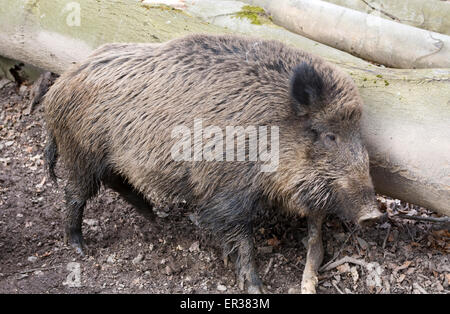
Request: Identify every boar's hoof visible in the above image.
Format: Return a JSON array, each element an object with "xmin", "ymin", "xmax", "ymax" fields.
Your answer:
[
  {"xmin": 237, "ymin": 274, "xmax": 266, "ymax": 294},
  {"xmin": 64, "ymin": 231, "xmax": 86, "ymax": 256},
  {"xmin": 247, "ymin": 284, "xmax": 267, "ymax": 294},
  {"xmin": 300, "ymin": 276, "xmax": 318, "ymax": 294}
]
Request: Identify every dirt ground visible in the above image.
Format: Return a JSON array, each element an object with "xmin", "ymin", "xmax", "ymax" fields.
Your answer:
[{"xmin": 0, "ymin": 80, "xmax": 448, "ymax": 294}]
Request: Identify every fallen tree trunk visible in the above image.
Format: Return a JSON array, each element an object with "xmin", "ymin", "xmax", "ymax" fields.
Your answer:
[
  {"xmin": 243, "ymin": 0, "xmax": 450, "ymax": 69},
  {"xmin": 0, "ymin": 0, "xmax": 448, "ymax": 216},
  {"xmin": 0, "ymin": 0, "xmax": 228, "ymax": 74},
  {"xmin": 323, "ymin": 0, "xmax": 450, "ymax": 35}
]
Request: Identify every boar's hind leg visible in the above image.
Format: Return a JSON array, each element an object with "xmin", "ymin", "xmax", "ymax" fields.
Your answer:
[
  {"xmin": 200, "ymin": 192, "xmax": 265, "ymax": 294},
  {"xmin": 301, "ymin": 211, "xmax": 326, "ymax": 294},
  {"xmin": 103, "ymin": 173, "xmax": 155, "ymax": 219},
  {"xmin": 64, "ymin": 176, "xmax": 99, "ymax": 256}
]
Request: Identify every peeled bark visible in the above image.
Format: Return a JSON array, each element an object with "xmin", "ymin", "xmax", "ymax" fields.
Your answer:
[
  {"xmin": 0, "ymin": 0, "xmax": 448, "ymax": 216},
  {"xmin": 243, "ymin": 0, "xmax": 450, "ymax": 69},
  {"xmin": 323, "ymin": 0, "xmax": 450, "ymax": 35}
]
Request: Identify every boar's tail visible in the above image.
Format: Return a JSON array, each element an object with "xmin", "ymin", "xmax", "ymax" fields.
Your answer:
[{"xmin": 44, "ymin": 133, "xmax": 59, "ymax": 184}]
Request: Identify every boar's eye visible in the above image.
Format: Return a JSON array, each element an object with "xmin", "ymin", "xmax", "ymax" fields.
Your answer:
[
  {"xmin": 326, "ymin": 133, "xmax": 336, "ymax": 142},
  {"xmin": 323, "ymin": 133, "xmax": 338, "ymax": 146}
]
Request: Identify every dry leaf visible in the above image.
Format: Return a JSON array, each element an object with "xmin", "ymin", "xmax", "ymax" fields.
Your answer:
[
  {"xmin": 267, "ymin": 236, "xmax": 280, "ymax": 247},
  {"xmin": 396, "ymin": 260, "xmax": 412, "ymax": 272},
  {"xmin": 445, "ymin": 273, "xmax": 450, "ymax": 285},
  {"xmin": 337, "ymin": 263, "xmax": 350, "ymax": 273},
  {"xmin": 387, "ymin": 233, "xmax": 394, "ymax": 242},
  {"xmin": 356, "ymin": 237, "xmax": 369, "ymax": 250},
  {"xmin": 397, "ymin": 274, "xmax": 406, "ymax": 283},
  {"xmin": 432, "ymin": 230, "xmax": 450, "ymax": 238}
]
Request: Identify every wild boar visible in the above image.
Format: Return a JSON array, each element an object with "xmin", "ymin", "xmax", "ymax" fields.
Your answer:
[{"xmin": 44, "ymin": 34, "xmax": 382, "ymax": 293}]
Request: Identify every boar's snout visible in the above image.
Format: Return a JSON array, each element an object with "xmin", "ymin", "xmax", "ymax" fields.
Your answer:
[
  {"xmin": 335, "ymin": 176, "xmax": 382, "ymax": 226},
  {"xmin": 357, "ymin": 205, "xmax": 383, "ymax": 227}
]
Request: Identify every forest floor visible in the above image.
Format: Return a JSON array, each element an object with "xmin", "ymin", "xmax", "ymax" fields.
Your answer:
[{"xmin": 0, "ymin": 80, "xmax": 448, "ymax": 294}]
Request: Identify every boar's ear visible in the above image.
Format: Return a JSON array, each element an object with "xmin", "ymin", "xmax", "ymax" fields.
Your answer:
[{"xmin": 290, "ymin": 62, "xmax": 324, "ymax": 114}]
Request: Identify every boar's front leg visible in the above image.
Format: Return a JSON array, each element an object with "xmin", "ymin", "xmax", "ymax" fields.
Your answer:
[
  {"xmin": 301, "ymin": 211, "xmax": 326, "ymax": 294},
  {"xmin": 234, "ymin": 235, "xmax": 266, "ymax": 294}
]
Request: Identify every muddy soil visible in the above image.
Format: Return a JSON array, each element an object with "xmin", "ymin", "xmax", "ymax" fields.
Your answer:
[{"xmin": 0, "ymin": 81, "xmax": 448, "ymax": 294}]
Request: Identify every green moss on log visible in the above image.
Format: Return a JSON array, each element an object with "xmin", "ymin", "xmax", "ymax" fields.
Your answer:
[{"xmin": 233, "ymin": 5, "xmax": 272, "ymax": 25}]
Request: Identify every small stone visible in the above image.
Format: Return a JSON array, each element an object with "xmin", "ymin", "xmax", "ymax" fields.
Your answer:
[
  {"xmin": 164, "ymin": 265, "xmax": 173, "ymax": 276},
  {"xmin": 189, "ymin": 241, "xmax": 200, "ymax": 252},
  {"xmin": 107, "ymin": 255, "xmax": 115, "ymax": 264},
  {"xmin": 217, "ymin": 284, "xmax": 227, "ymax": 292},
  {"xmin": 34, "ymin": 270, "xmax": 44, "ymax": 277},
  {"xmin": 84, "ymin": 219, "xmax": 98, "ymax": 226},
  {"xmin": 4, "ymin": 141, "xmax": 14, "ymax": 147},
  {"xmin": 27, "ymin": 256, "xmax": 38, "ymax": 263},
  {"xmin": 132, "ymin": 253, "xmax": 144, "ymax": 265},
  {"xmin": 19, "ymin": 85, "xmax": 28, "ymax": 95}
]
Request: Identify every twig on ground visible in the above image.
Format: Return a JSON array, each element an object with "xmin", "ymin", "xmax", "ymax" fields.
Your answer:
[
  {"xmin": 263, "ymin": 257, "xmax": 273, "ymax": 279},
  {"xmin": 332, "ymin": 281, "xmax": 344, "ymax": 294},
  {"xmin": 320, "ymin": 228, "xmax": 357, "ymax": 272},
  {"xmin": 4, "ymin": 265, "xmax": 60, "ymax": 277},
  {"xmin": 19, "ymin": 266, "xmax": 59, "ymax": 274},
  {"xmin": 321, "ymin": 256, "xmax": 368, "ymax": 272},
  {"xmin": 395, "ymin": 214, "xmax": 450, "ymax": 224},
  {"xmin": 382, "ymin": 224, "xmax": 391, "ymax": 249},
  {"xmin": 404, "ymin": 224, "xmax": 416, "ymax": 242}
]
